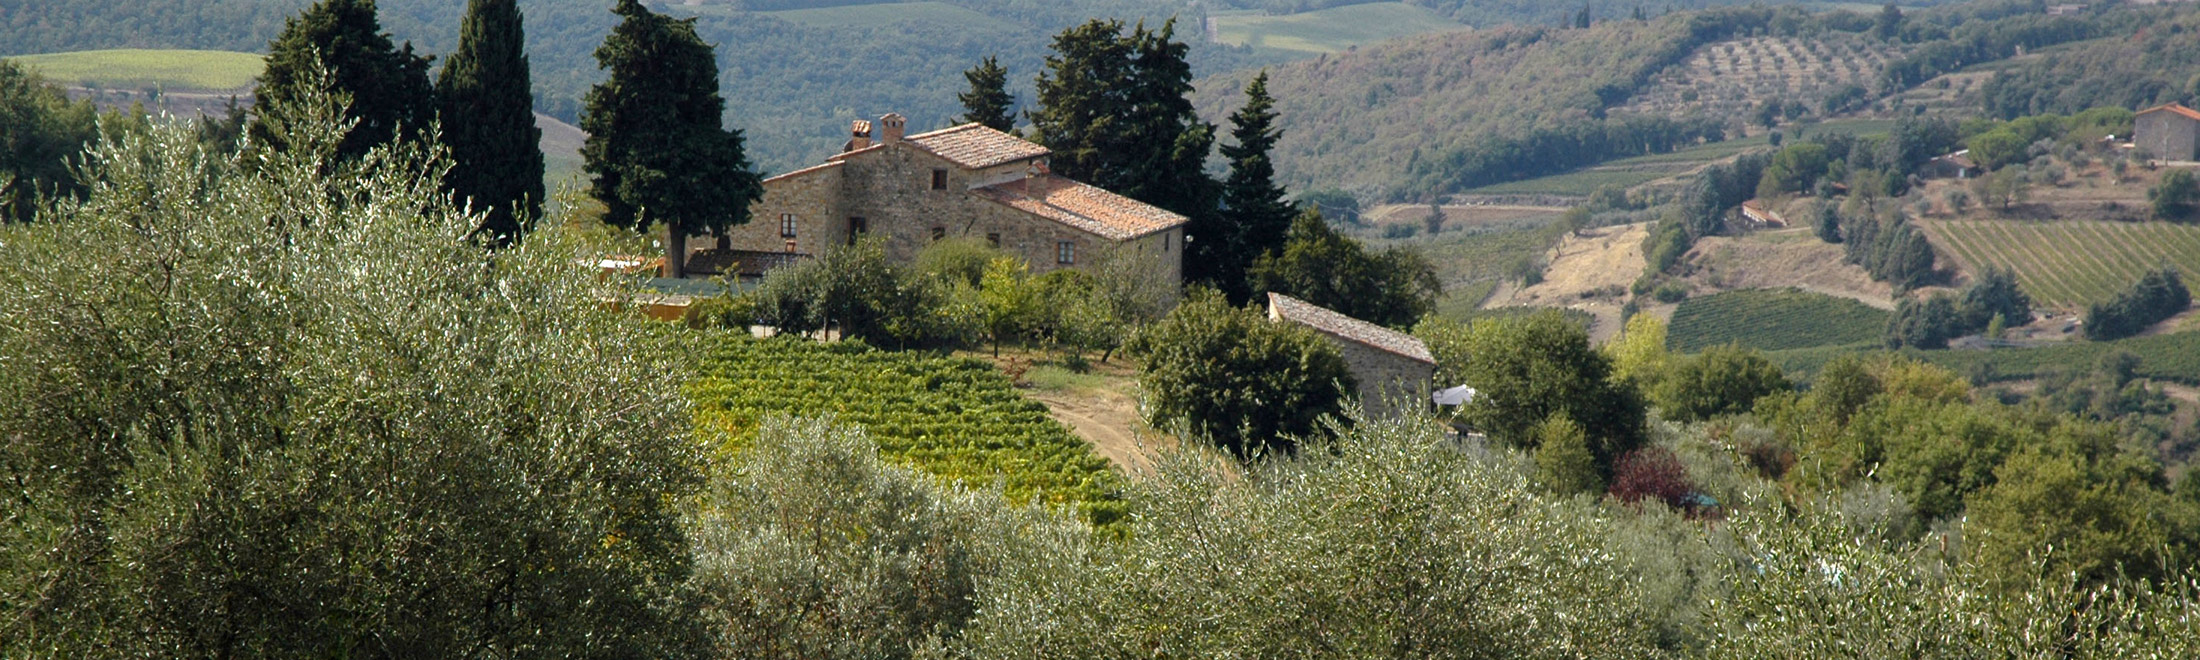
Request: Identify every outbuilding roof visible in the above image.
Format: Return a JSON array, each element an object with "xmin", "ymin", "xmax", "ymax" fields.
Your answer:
[
  {"xmin": 1266, "ymin": 293, "xmax": 1436, "ymax": 365},
  {"xmin": 905, "ymin": 123, "xmax": 1052, "ymax": 169},
  {"xmin": 970, "ymin": 174, "xmax": 1187, "ymax": 240},
  {"xmin": 2139, "ymin": 103, "xmax": 2200, "ymax": 122}
]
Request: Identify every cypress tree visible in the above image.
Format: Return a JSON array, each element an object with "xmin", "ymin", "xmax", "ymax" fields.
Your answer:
[
  {"xmin": 956, "ymin": 55, "xmax": 1015, "ymax": 133},
  {"xmin": 437, "ymin": 0, "xmax": 544, "ymax": 247},
  {"xmin": 1217, "ymin": 71, "xmax": 1293, "ymax": 303},
  {"xmin": 251, "ymin": 0, "xmax": 433, "ymax": 161},
  {"xmin": 581, "ymin": 0, "xmax": 762, "ymax": 278}
]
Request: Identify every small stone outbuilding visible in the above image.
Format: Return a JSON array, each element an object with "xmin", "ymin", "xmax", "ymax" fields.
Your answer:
[
  {"xmin": 686, "ymin": 113, "xmax": 1187, "ymax": 283},
  {"xmin": 1266, "ymin": 293, "xmax": 1437, "ymax": 420},
  {"xmin": 2136, "ymin": 103, "xmax": 2200, "ymax": 162}
]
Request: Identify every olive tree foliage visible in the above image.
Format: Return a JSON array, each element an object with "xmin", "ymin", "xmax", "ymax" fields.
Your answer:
[
  {"xmin": 1701, "ymin": 507, "xmax": 2200, "ymax": 659},
  {"xmin": 957, "ymin": 414, "xmax": 1663, "ymax": 657},
  {"xmin": 0, "ymin": 78, "xmax": 707, "ymax": 657},
  {"xmin": 688, "ymin": 416, "xmax": 1083, "ymax": 659},
  {"xmin": 692, "ymin": 411, "xmax": 1665, "ymax": 657}
]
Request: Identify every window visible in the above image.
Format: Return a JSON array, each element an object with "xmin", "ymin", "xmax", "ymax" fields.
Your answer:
[
  {"xmin": 931, "ymin": 226, "xmax": 946, "ymax": 241},
  {"xmin": 1056, "ymin": 241, "xmax": 1075, "ymax": 265},
  {"xmin": 847, "ymin": 217, "xmax": 867, "ymax": 246},
  {"xmin": 930, "ymin": 169, "xmax": 948, "ymax": 190},
  {"xmin": 985, "ymin": 233, "xmax": 1000, "ymax": 248},
  {"xmin": 780, "ymin": 213, "xmax": 796, "ymax": 238},
  {"xmin": 1163, "ymin": 231, "xmax": 1171, "ymax": 253}
]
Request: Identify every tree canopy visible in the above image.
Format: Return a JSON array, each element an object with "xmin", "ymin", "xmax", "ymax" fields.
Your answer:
[
  {"xmin": 251, "ymin": 0, "xmax": 434, "ymax": 161},
  {"xmin": 1248, "ymin": 211, "xmax": 1440, "ymax": 328},
  {"xmin": 956, "ymin": 55, "xmax": 1017, "ymax": 133},
  {"xmin": 581, "ymin": 0, "xmax": 761, "ymax": 276},
  {"xmin": 436, "ymin": 0, "xmax": 545, "ymax": 246},
  {"xmin": 1130, "ymin": 289, "xmax": 1354, "ymax": 458},
  {"xmin": 1214, "ymin": 71, "xmax": 1296, "ymax": 303}
]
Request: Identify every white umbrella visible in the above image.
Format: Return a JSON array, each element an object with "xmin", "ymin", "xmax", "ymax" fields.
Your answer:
[{"xmin": 1432, "ymin": 385, "xmax": 1476, "ymax": 407}]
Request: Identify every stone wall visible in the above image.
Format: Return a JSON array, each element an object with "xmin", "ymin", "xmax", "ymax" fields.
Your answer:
[
  {"xmin": 2138, "ymin": 112, "xmax": 2199, "ymax": 161},
  {"xmin": 727, "ymin": 162, "xmax": 845, "ymax": 256},
  {"xmin": 1319, "ymin": 335, "xmax": 1434, "ymax": 420}
]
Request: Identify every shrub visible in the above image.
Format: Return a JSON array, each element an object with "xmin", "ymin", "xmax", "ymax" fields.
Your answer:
[
  {"xmin": 1610, "ymin": 446, "xmax": 1694, "ymax": 510},
  {"xmin": 2150, "ymin": 168, "xmax": 2200, "ymax": 221},
  {"xmin": 1655, "ymin": 344, "xmax": 1793, "ymax": 423},
  {"xmin": 1131, "ymin": 290, "xmax": 1355, "ymax": 458},
  {"xmin": 1533, "ymin": 414, "xmax": 1603, "ymax": 496},
  {"xmin": 1418, "ymin": 311, "xmax": 1646, "ymax": 476}
]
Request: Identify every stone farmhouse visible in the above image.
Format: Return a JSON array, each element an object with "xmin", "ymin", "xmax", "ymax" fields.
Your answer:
[
  {"xmin": 683, "ymin": 113, "xmax": 1188, "ymax": 283},
  {"xmin": 1266, "ymin": 293, "xmax": 1437, "ymax": 420},
  {"xmin": 2136, "ymin": 103, "xmax": 2200, "ymax": 162}
]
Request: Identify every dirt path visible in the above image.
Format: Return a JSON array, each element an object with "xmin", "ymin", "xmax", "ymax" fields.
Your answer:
[{"xmin": 1028, "ymin": 387, "xmax": 1171, "ymax": 475}]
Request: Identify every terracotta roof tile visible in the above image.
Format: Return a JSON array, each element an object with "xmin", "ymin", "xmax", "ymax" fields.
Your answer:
[
  {"xmin": 1266, "ymin": 293, "xmax": 1436, "ymax": 365},
  {"xmin": 2140, "ymin": 103, "xmax": 2200, "ymax": 122},
  {"xmin": 762, "ymin": 160, "xmax": 843, "ymax": 184},
  {"xmin": 969, "ymin": 174, "xmax": 1187, "ymax": 240},
  {"xmin": 905, "ymin": 124, "xmax": 1050, "ymax": 169}
]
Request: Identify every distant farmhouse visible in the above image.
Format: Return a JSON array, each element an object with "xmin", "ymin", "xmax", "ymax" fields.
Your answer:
[
  {"xmin": 681, "ymin": 113, "xmax": 1188, "ymax": 283},
  {"xmin": 1266, "ymin": 293, "xmax": 1437, "ymax": 420},
  {"xmin": 2136, "ymin": 103, "xmax": 2200, "ymax": 162}
]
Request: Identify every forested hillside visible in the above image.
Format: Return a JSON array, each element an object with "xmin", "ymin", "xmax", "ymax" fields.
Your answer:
[
  {"xmin": 0, "ymin": 0, "xmax": 1232, "ymax": 171},
  {"xmin": 1191, "ymin": 7, "xmax": 1800, "ymax": 200},
  {"xmin": 1978, "ymin": 5, "xmax": 2200, "ymax": 119}
]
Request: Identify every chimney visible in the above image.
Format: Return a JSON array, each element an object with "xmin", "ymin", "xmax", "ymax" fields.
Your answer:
[
  {"xmin": 879, "ymin": 113, "xmax": 906, "ymax": 144},
  {"xmin": 845, "ymin": 119, "xmax": 872, "ymax": 152}
]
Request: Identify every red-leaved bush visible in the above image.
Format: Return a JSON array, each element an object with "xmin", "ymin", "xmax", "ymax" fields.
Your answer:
[{"xmin": 1609, "ymin": 446, "xmax": 1692, "ymax": 510}]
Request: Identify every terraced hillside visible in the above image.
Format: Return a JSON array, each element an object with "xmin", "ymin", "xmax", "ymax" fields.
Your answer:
[
  {"xmin": 1617, "ymin": 35, "xmax": 1905, "ymax": 120},
  {"xmin": 1920, "ymin": 219, "xmax": 2200, "ymax": 310}
]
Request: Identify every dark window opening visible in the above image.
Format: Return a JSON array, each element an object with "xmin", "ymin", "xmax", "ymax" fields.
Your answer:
[
  {"xmin": 931, "ymin": 169, "xmax": 948, "ymax": 190},
  {"xmin": 847, "ymin": 217, "xmax": 867, "ymax": 246},
  {"xmin": 986, "ymin": 233, "xmax": 1000, "ymax": 248},
  {"xmin": 931, "ymin": 226, "xmax": 946, "ymax": 241}
]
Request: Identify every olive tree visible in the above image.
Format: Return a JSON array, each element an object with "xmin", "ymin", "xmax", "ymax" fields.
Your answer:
[{"xmin": 0, "ymin": 74, "xmax": 707, "ymax": 657}]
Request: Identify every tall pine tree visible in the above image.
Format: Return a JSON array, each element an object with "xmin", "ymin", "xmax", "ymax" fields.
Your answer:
[
  {"xmin": 437, "ymin": 0, "xmax": 544, "ymax": 247},
  {"xmin": 1216, "ymin": 71, "xmax": 1293, "ymax": 303},
  {"xmin": 581, "ymin": 0, "xmax": 761, "ymax": 278},
  {"xmin": 251, "ymin": 0, "xmax": 433, "ymax": 161},
  {"xmin": 956, "ymin": 55, "xmax": 1015, "ymax": 133}
]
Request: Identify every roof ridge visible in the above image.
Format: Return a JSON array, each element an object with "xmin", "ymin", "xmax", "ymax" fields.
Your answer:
[{"xmin": 1267, "ymin": 293, "xmax": 1436, "ymax": 365}]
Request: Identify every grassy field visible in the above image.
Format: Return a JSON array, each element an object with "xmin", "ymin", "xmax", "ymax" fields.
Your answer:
[
  {"xmin": 1667, "ymin": 288, "xmax": 1888, "ymax": 353},
  {"xmin": 1921, "ymin": 219, "xmax": 2200, "ymax": 310},
  {"xmin": 1391, "ymin": 218, "xmax": 1567, "ymax": 321},
  {"xmin": 1768, "ymin": 331, "xmax": 2200, "ymax": 386},
  {"xmin": 7, "ymin": 49, "xmax": 262, "ymax": 90},
  {"xmin": 1211, "ymin": 3, "xmax": 1466, "ymax": 54}
]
